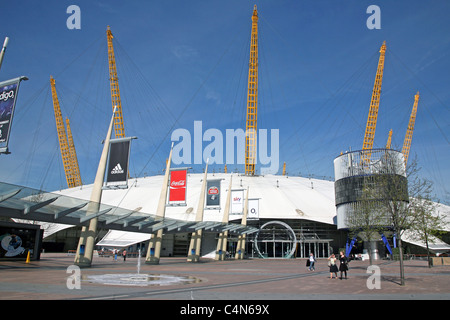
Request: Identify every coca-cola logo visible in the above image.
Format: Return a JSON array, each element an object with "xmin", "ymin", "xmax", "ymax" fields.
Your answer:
[
  {"xmin": 171, "ymin": 180, "xmax": 185, "ymax": 187},
  {"xmin": 208, "ymin": 186, "xmax": 219, "ymax": 195}
]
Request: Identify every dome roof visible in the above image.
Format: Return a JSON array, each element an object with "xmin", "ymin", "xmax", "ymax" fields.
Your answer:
[{"xmin": 56, "ymin": 173, "xmax": 337, "ymax": 226}]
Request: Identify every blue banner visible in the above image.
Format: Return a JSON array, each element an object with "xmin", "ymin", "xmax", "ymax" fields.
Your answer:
[
  {"xmin": 0, "ymin": 76, "xmax": 27, "ymax": 154},
  {"xmin": 345, "ymin": 237, "xmax": 357, "ymax": 257},
  {"xmin": 381, "ymin": 233, "xmax": 393, "ymax": 255}
]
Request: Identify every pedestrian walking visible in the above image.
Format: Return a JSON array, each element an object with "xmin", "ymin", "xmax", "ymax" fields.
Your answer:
[
  {"xmin": 122, "ymin": 249, "xmax": 127, "ymax": 262},
  {"xmin": 308, "ymin": 252, "xmax": 316, "ymax": 271},
  {"xmin": 328, "ymin": 253, "xmax": 338, "ymax": 279},
  {"xmin": 339, "ymin": 251, "xmax": 349, "ymax": 279},
  {"xmin": 113, "ymin": 248, "xmax": 118, "ymax": 261}
]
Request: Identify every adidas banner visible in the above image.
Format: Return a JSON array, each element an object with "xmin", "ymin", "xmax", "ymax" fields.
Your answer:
[
  {"xmin": 206, "ymin": 179, "xmax": 221, "ymax": 207},
  {"xmin": 169, "ymin": 169, "xmax": 187, "ymax": 202},
  {"xmin": 0, "ymin": 76, "xmax": 28, "ymax": 154},
  {"xmin": 106, "ymin": 139, "xmax": 130, "ymax": 185}
]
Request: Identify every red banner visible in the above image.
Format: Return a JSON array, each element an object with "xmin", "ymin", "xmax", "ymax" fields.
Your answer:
[{"xmin": 169, "ymin": 169, "xmax": 187, "ymax": 202}]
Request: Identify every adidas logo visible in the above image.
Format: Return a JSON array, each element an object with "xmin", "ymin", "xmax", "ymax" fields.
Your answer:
[{"xmin": 111, "ymin": 163, "xmax": 124, "ymax": 174}]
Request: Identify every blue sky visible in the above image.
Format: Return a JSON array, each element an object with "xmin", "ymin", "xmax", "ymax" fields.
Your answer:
[{"xmin": 0, "ymin": 0, "xmax": 449, "ymax": 203}]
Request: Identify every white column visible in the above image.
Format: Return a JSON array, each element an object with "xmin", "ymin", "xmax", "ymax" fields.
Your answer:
[
  {"xmin": 215, "ymin": 175, "xmax": 232, "ymax": 260},
  {"xmin": 145, "ymin": 143, "xmax": 174, "ymax": 265},
  {"xmin": 74, "ymin": 108, "xmax": 116, "ymax": 267}
]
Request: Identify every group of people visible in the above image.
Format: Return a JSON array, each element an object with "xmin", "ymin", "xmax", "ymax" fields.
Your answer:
[
  {"xmin": 111, "ymin": 248, "xmax": 127, "ymax": 262},
  {"xmin": 306, "ymin": 251, "xmax": 349, "ymax": 279}
]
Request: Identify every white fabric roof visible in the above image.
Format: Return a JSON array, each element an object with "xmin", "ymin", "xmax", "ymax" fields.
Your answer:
[
  {"xmin": 96, "ymin": 230, "xmax": 151, "ymax": 248},
  {"xmin": 11, "ymin": 219, "xmax": 73, "ymax": 238},
  {"xmin": 20, "ymin": 172, "xmax": 448, "ymax": 250},
  {"xmin": 56, "ymin": 173, "xmax": 337, "ymax": 226},
  {"xmin": 402, "ymin": 230, "xmax": 450, "ymax": 253},
  {"xmin": 54, "ymin": 173, "xmax": 337, "ymax": 248}
]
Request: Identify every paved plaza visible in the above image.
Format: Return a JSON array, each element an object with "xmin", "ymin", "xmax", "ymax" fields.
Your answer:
[{"xmin": 1, "ymin": 253, "xmax": 449, "ymax": 302}]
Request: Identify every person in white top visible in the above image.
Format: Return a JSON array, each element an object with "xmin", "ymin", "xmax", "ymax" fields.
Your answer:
[{"xmin": 308, "ymin": 252, "xmax": 316, "ymax": 271}]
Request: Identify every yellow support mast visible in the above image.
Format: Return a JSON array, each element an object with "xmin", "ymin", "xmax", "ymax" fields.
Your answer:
[
  {"xmin": 245, "ymin": 5, "xmax": 259, "ymax": 176},
  {"xmin": 50, "ymin": 76, "xmax": 81, "ymax": 188},
  {"xmin": 66, "ymin": 118, "xmax": 82, "ymax": 187},
  {"xmin": 362, "ymin": 41, "xmax": 387, "ymax": 157},
  {"xmin": 106, "ymin": 26, "xmax": 126, "ymax": 138},
  {"xmin": 386, "ymin": 129, "xmax": 393, "ymax": 149},
  {"xmin": 401, "ymin": 92, "xmax": 419, "ymax": 166}
]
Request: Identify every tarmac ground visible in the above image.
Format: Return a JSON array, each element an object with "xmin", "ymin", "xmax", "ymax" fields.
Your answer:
[{"xmin": 1, "ymin": 253, "xmax": 449, "ymax": 315}]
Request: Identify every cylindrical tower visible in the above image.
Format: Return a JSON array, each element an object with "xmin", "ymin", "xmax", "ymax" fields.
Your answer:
[{"xmin": 334, "ymin": 149, "xmax": 408, "ymax": 230}]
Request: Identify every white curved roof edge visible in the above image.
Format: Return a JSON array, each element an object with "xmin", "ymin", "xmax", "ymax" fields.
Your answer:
[{"xmin": 55, "ymin": 173, "xmax": 337, "ymax": 226}]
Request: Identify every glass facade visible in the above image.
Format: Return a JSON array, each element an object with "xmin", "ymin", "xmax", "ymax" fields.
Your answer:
[{"xmin": 227, "ymin": 218, "xmax": 347, "ymax": 259}]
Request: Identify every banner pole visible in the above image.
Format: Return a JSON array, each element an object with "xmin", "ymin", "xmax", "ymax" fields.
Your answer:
[
  {"xmin": 235, "ymin": 187, "xmax": 249, "ymax": 260},
  {"xmin": 145, "ymin": 143, "xmax": 174, "ymax": 265},
  {"xmin": 74, "ymin": 107, "xmax": 116, "ymax": 267},
  {"xmin": 216, "ymin": 175, "xmax": 232, "ymax": 260},
  {"xmin": 0, "ymin": 37, "xmax": 9, "ymax": 72},
  {"xmin": 187, "ymin": 159, "xmax": 209, "ymax": 262}
]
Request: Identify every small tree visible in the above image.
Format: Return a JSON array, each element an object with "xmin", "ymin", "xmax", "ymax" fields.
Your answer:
[
  {"xmin": 348, "ymin": 152, "xmax": 430, "ymax": 285},
  {"xmin": 373, "ymin": 157, "xmax": 445, "ymax": 285},
  {"xmin": 338, "ymin": 149, "xmax": 446, "ymax": 285},
  {"xmin": 405, "ymin": 172, "xmax": 447, "ymax": 267}
]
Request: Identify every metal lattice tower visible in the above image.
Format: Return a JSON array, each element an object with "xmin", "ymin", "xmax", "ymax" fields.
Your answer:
[
  {"xmin": 106, "ymin": 26, "xmax": 125, "ymax": 138},
  {"xmin": 66, "ymin": 118, "xmax": 82, "ymax": 187},
  {"xmin": 362, "ymin": 41, "xmax": 386, "ymax": 156},
  {"xmin": 245, "ymin": 5, "xmax": 259, "ymax": 176},
  {"xmin": 386, "ymin": 129, "xmax": 393, "ymax": 149},
  {"xmin": 401, "ymin": 92, "xmax": 419, "ymax": 166},
  {"xmin": 50, "ymin": 76, "xmax": 81, "ymax": 188}
]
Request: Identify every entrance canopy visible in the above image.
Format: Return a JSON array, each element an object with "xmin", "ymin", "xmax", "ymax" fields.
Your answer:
[{"xmin": 0, "ymin": 181, "xmax": 258, "ymax": 236}]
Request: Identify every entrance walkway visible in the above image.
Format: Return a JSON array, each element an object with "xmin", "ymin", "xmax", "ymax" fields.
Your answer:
[{"xmin": 1, "ymin": 253, "xmax": 449, "ymax": 302}]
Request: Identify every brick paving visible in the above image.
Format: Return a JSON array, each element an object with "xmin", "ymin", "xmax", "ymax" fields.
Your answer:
[{"xmin": 1, "ymin": 253, "xmax": 449, "ymax": 301}]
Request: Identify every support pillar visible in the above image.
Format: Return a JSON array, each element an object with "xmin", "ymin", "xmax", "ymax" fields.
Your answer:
[
  {"xmin": 215, "ymin": 176, "xmax": 232, "ymax": 260},
  {"xmin": 145, "ymin": 143, "xmax": 174, "ymax": 265},
  {"xmin": 187, "ymin": 161, "xmax": 208, "ymax": 262},
  {"xmin": 235, "ymin": 187, "xmax": 249, "ymax": 260},
  {"xmin": 74, "ymin": 108, "xmax": 115, "ymax": 267}
]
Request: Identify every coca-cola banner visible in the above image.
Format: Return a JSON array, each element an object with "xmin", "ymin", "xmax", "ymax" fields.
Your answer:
[
  {"xmin": 169, "ymin": 169, "xmax": 187, "ymax": 202},
  {"xmin": 206, "ymin": 179, "xmax": 221, "ymax": 207},
  {"xmin": 0, "ymin": 76, "xmax": 27, "ymax": 154}
]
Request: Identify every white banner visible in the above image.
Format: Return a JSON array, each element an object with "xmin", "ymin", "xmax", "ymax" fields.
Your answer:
[
  {"xmin": 248, "ymin": 198, "xmax": 259, "ymax": 220},
  {"xmin": 231, "ymin": 189, "xmax": 244, "ymax": 215}
]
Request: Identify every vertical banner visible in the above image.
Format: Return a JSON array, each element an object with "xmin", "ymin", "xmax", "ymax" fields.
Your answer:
[
  {"xmin": 0, "ymin": 76, "xmax": 28, "ymax": 154},
  {"xmin": 231, "ymin": 189, "xmax": 244, "ymax": 215},
  {"xmin": 206, "ymin": 179, "xmax": 221, "ymax": 207},
  {"xmin": 106, "ymin": 138, "xmax": 130, "ymax": 187},
  {"xmin": 248, "ymin": 198, "xmax": 259, "ymax": 220},
  {"xmin": 169, "ymin": 169, "xmax": 187, "ymax": 203}
]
